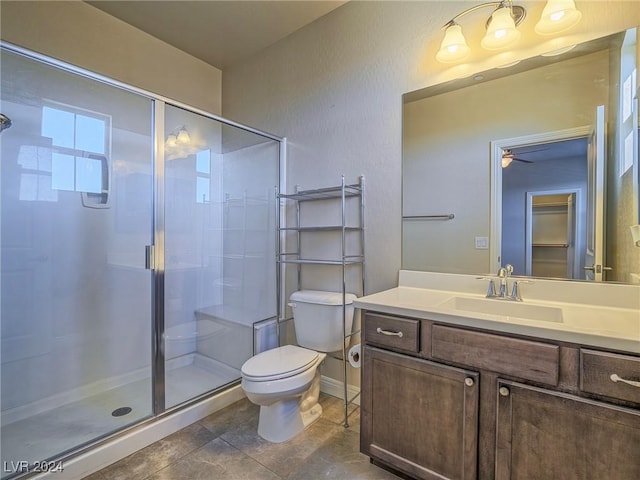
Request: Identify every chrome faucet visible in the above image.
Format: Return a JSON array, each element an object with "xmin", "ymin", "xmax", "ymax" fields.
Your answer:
[
  {"xmin": 497, "ymin": 264, "xmax": 513, "ymax": 298},
  {"xmin": 478, "ymin": 264, "xmax": 530, "ymax": 301}
]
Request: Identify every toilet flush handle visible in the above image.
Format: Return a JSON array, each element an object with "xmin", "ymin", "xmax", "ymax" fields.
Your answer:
[{"xmin": 288, "ymin": 302, "xmax": 297, "ymax": 308}]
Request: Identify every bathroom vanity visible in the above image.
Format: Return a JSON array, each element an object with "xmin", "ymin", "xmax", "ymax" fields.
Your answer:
[{"xmin": 356, "ymin": 271, "xmax": 640, "ymax": 480}]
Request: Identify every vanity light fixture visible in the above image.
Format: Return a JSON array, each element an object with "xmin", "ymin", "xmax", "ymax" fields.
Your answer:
[
  {"xmin": 436, "ymin": 0, "xmax": 582, "ymax": 64},
  {"xmin": 436, "ymin": 1, "xmax": 526, "ymax": 63},
  {"xmin": 166, "ymin": 126, "xmax": 191, "ymax": 148},
  {"xmin": 176, "ymin": 127, "xmax": 190, "ymax": 145},
  {"xmin": 535, "ymin": 0, "xmax": 582, "ymax": 35},
  {"xmin": 481, "ymin": 4, "xmax": 521, "ymax": 50},
  {"xmin": 436, "ymin": 23, "xmax": 471, "ymax": 63},
  {"xmin": 166, "ymin": 133, "xmax": 177, "ymax": 148}
]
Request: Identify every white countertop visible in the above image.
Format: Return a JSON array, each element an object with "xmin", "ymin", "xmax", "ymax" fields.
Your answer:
[{"xmin": 355, "ymin": 271, "xmax": 640, "ymax": 354}]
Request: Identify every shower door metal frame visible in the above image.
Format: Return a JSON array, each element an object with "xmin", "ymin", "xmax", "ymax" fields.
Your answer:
[
  {"xmin": 1, "ymin": 41, "xmax": 286, "ymax": 476},
  {"xmin": 152, "ymin": 101, "xmax": 166, "ymax": 414}
]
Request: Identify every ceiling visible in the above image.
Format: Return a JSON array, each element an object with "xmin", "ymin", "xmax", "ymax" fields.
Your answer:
[
  {"xmin": 511, "ymin": 137, "xmax": 588, "ymax": 164},
  {"xmin": 87, "ymin": 1, "xmax": 347, "ymax": 69}
]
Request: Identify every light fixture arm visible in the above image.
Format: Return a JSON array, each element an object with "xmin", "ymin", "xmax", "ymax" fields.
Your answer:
[
  {"xmin": 441, "ymin": 1, "xmax": 525, "ymax": 30},
  {"xmin": 436, "ymin": 0, "xmax": 581, "ymax": 64}
]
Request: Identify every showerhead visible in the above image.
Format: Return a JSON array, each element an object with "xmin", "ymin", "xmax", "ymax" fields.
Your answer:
[{"xmin": 0, "ymin": 114, "xmax": 12, "ymax": 133}]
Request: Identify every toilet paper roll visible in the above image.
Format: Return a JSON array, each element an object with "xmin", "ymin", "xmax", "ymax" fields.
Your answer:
[
  {"xmin": 631, "ymin": 224, "xmax": 640, "ymax": 247},
  {"xmin": 348, "ymin": 343, "xmax": 361, "ymax": 368}
]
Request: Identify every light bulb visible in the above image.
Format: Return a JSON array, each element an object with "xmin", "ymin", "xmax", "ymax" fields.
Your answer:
[
  {"xmin": 436, "ymin": 23, "xmax": 471, "ymax": 63},
  {"xmin": 481, "ymin": 6, "xmax": 521, "ymax": 50},
  {"xmin": 176, "ymin": 128, "xmax": 190, "ymax": 145},
  {"xmin": 535, "ymin": 0, "xmax": 582, "ymax": 35}
]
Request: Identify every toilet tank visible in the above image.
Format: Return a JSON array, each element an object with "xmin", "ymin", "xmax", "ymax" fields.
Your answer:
[{"xmin": 289, "ymin": 290, "xmax": 357, "ymax": 352}]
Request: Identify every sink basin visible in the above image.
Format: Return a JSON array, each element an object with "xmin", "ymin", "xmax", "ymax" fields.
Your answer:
[{"xmin": 439, "ymin": 296, "xmax": 563, "ymax": 323}]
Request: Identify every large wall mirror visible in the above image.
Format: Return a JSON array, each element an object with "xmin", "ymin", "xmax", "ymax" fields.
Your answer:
[{"xmin": 403, "ymin": 27, "xmax": 639, "ymax": 284}]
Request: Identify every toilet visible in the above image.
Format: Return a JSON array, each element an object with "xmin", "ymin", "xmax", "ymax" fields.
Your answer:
[{"xmin": 241, "ymin": 290, "xmax": 356, "ymax": 443}]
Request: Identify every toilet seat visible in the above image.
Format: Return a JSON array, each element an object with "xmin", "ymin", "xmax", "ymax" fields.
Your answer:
[{"xmin": 241, "ymin": 345, "xmax": 319, "ymax": 382}]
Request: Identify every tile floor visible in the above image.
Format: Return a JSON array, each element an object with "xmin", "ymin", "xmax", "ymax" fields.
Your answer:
[{"xmin": 82, "ymin": 394, "xmax": 400, "ymax": 480}]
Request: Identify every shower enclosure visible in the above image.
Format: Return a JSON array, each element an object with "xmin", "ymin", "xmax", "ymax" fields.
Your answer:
[{"xmin": 0, "ymin": 45, "xmax": 282, "ymax": 478}]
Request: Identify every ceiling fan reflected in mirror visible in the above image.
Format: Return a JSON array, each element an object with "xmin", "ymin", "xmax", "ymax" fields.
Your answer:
[{"xmin": 501, "ymin": 147, "xmax": 547, "ymax": 168}]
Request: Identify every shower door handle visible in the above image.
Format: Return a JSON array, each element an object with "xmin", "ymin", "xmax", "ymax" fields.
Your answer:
[{"xmin": 145, "ymin": 245, "xmax": 155, "ymax": 270}]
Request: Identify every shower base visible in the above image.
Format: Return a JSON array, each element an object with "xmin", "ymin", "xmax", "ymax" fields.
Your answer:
[{"xmin": 0, "ymin": 355, "xmax": 239, "ymax": 476}]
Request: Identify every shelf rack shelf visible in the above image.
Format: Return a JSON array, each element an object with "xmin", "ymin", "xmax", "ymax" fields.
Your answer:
[
  {"xmin": 276, "ymin": 175, "xmax": 365, "ymax": 428},
  {"xmin": 279, "ymin": 226, "xmax": 363, "ymax": 232}
]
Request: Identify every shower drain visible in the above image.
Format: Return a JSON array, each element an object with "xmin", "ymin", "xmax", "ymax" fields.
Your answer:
[{"xmin": 111, "ymin": 407, "xmax": 132, "ymax": 417}]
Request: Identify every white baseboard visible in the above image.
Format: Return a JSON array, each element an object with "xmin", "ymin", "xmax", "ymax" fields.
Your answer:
[
  {"xmin": 320, "ymin": 375, "xmax": 360, "ymax": 406},
  {"xmin": 31, "ymin": 385, "xmax": 246, "ymax": 480}
]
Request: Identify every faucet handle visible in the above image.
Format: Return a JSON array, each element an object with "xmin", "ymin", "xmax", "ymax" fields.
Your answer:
[
  {"xmin": 505, "ymin": 264, "xmax": 514, "ymax": 276},
  {"xmin": 510, "ymin": 279, "xmax": 532, "ymax": 301},
  {"xmin": 476, "ymin": 276, "xmax": 497, "ymax": 297}
]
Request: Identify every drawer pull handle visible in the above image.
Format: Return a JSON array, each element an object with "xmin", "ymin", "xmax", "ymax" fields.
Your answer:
[
  {"xmin": 610, "ymin": 374, "xmax": 640, "ymax": 388},
  {"xmin": 499, "ymin": 386, "xmax": 510, "ymax": 397},
  {"xmin": 464, "ymin": 377, "xmax": 475, "ymax": 387},
  {"xmin": 376, "ymin": 327, "xmax": 403, "ymax": 338}
]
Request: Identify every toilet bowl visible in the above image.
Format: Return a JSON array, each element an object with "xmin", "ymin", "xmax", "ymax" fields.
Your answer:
[
  {"xmin": 240, "ymin": 290, "xmax": 356, "ymax": 443},
  {"xmin": 241, "ymin": 344, "xmax": 327, "ymax": 443}
]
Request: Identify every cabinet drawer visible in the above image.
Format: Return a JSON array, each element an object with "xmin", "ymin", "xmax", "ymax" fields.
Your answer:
[
  {"xmin": 364, "ymin": 313, "xmax": 419, "ymax": 353},
  {"xmin": 432, "ymin": 325, "xmax": 559, "ymax": 386},
  {"xmin": 581, "ymin": 349, "xmax": 640, "ymax": 404}
]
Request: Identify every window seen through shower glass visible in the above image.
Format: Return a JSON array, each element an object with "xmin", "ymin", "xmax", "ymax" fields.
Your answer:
[
  {"xmin": 196, "ymin": 148, "xmax": 211, "ymax": 203},
  {"xmin": 41, "ymin": 104, "xmax": 108, "ymax": 193}
]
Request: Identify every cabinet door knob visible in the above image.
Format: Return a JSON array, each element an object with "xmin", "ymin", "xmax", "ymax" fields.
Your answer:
[
  {"xmin": 499, "ymin": 386, "xmax": 510, "ymax": 397},
  {"xmin": 464, "ymin": 377, "xmax": 474, "ymax": 387}
]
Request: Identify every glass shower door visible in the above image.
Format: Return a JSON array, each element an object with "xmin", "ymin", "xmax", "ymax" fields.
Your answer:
[
  {"xmin": 1, "ymin": 50, "xmax": 154, "ymax": 474},
  {"xmin": 163, "ymin": 105, "xmax": 279, "ymax": 408}
]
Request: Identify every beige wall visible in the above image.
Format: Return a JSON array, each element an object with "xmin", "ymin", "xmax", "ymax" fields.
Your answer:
[{"xmin": 0, "ymin": 0, "xmax": 221, "ymax": 114}]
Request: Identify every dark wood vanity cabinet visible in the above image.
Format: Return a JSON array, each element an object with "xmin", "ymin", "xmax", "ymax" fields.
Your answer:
[
  {"xmin": 361, "ymin": 346, "xmax": 479, "ymax": 480},
  {"xmin": 360, "ymin": 310, "xmax": 640, "ymax": 480},
  {"xmin": 495, "ymin": 380, "xmax": 640, "ymax": 480}
]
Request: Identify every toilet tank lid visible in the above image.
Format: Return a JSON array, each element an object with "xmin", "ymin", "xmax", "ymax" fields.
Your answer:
[{"xmin": 290, "ymin": 290, "xmax": 357, "ymax": 306}]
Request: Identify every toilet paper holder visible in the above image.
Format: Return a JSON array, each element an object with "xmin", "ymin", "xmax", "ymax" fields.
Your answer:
[{"xmin": 348, "ymin": 343, "xmax": 361, "ymax": 368}]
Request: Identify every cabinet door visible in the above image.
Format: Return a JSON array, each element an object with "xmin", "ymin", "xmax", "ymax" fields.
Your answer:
[
  {"xmin": 361, "ymin": 346, "xmax": 479, "ymax": 480},
  {"xmin": 496, "ymin": 380, "xmax": 640, "ymax": 480}
]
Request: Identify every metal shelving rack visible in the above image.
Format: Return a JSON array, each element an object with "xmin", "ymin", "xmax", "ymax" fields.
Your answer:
[{"xmin": 276, "ymin": 175, "xmax": 365, "ymax": 427}]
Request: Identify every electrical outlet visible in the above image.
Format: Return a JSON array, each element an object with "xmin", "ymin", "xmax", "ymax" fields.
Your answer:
[{"xmin": 475, "ymin": 236, "xmax": 489, "ymax": 249}]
